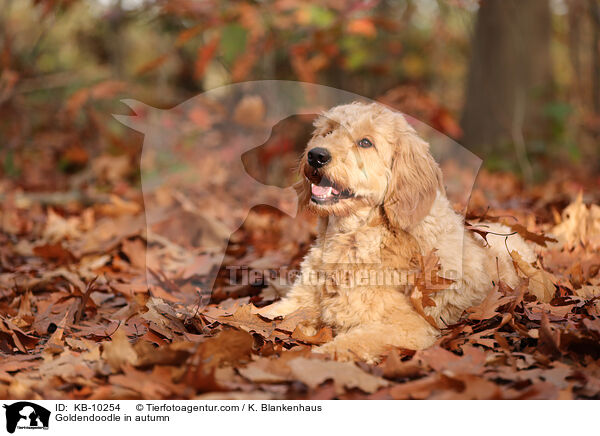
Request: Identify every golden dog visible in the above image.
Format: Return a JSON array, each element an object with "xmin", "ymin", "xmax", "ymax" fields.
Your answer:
[{"xmin": 258, "ymin": 102, "xmax": 534, "ymax": 362}]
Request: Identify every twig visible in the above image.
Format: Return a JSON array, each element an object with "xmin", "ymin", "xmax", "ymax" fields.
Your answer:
[
  {"xmin": 0, "ymin": 191, "xmax": 111, "ymax": 206},
  {"xmin": 75, "ymin": 276, "xmax": 99, "ymax": 324},
  {"xmin": 103, "ymin": 321, "xmax": 122, "ymax": 339}
]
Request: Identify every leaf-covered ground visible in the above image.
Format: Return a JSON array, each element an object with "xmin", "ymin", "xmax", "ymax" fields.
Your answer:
[{"xmin": 1, "ymin": 164, "xmax": 599, "ymax": 400}]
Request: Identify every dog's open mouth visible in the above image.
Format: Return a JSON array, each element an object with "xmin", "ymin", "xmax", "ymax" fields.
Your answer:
[{"xmin": 307, "ymin": 173, "xmax": 354, "ymax": 205}]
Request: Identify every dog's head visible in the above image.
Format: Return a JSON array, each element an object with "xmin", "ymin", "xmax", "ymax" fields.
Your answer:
[{"xmin": 298, "ymin": 102, "xmax": 443, "ymax": 229}]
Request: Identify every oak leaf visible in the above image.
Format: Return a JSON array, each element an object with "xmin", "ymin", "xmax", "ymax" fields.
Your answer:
[
  {"xmin": 291, "ymin": 326, "xmax": 333, "ymax": 345},
  {"xmin": 287, "ymin": 357, "xmax": 389, "ymax": 394},
  {"xmin": 217, "ymin": 304, "xmax": 275, "ymax": 337},
  {"xmin": 510, "ymin": 251, "xmax": 556, "ymax": 303},
  {"xmin": 101, "ymin": 327, "xmax": 138, "ymax": 372},
  {"xmin": 410, "ymin": 250, "xmax": 455, "ymax": 327}
]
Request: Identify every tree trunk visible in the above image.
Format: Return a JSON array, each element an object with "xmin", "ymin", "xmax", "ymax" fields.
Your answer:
[
  {"xmin": 461, "ymin": 0, "xmax": 553, "ymax": 178},
  {"xmin": 590, "ymin": 0, "xmax": 600, "ymax": 113}
]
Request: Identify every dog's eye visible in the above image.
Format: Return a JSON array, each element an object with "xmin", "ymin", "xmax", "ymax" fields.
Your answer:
[{"xmin": 358, "ymin": 138, "xmax": 373, "ymax": 148}]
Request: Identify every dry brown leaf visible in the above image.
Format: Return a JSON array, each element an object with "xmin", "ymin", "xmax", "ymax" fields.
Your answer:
[
  {"xmin": 430, "ymin": 374, "xmax": 502, "ymax": 400},
  {"xmin": 388, "ymin": 374, "xmax": 452, "ymax": 399},
  {"xmin": 195, "ymin": 329, "xmax": 254, "ymax": 370},
  {"xmin": 44, "ymin": 310, "xmax": 70, "ymax": 355},
  {"xmin": 574, "ymin": 285, "xmax": 600, "ymax": 299},
  {"xmin": 410, "ymin": 287, "xmax": 439, "ymax": 328},
  {"xmin": 97, "ymin": 194, "xmax": 141, "ymax": 216},
  {"xmin": 505, "ymin": 223, "xmax": 557, "ymax": 247},
  {"xmin": 141, "ymin": 297, "xmax": 187, "ymax": 339},
  {"xmin": 378, "ymin": 349, "xmax": 422, "ymax": 379},
  {"xmin": 0, "ymin": 317, "xmax": 40, "ymax": 354},
  {"xmin": 419, "ymin": 345, "xmax": 486, "ymax": 375},
  {"xmin": 110, "ymin": 365, "xmax": 187, "ymax": 398},
  {"xmin": 291, "ymin": 326, "xmax": 333, "ymax": 345},
  {"xmin": 275, "ymin": 307, "xmax": 319, "ymax": 333},
  {"xmin": 217, "ymin": 304, "xmax": 275, "ymax": 337},
  {"xmin": 101, "ymin": 327, "xmax": 138, "ymax": 371},
  {"xmin": 287, "ymin": 357, "xmax": 389, "ymax": 394},
  {"xmin": 552, "ymin": 193, "xmax": 600, "ymax": 248},
  {"xmin": 72, "ymin": 214, "xmax": 145, "ymax": 257},
  {"xmin": 410, "ymin": 250, "xmax": 455, "ymax": 327},
  {"xmin": 33, "ymin": 243, "xmax": 76, "ymax": 264},
  {"xmin": 510, "ymin": 250, "xmax": 556, "ymax": 303},
  {"xmin": 43, "ymin": 208, "xmax": 82, "ymax": 242},
  {"xmin": 538, "ymin": 312, "xmax": 561, "ymax": 356},
  {"xmin": 238, "ymin": 364, "xmax": 288, "ymax": 384},
  {"xmin": 466, "ymin": 285, "xmax": 515, "ymax": 321},
  {"xmin": 134, "ymin": 341, "xmax": 195, "ymax": 367},
  {"xmin": 38, "ymin": 350, "xmax": 96, "ymax": 382},
  {"xmin": 416, "ymin": 250, "xmax": 456, "ymax": 290}
]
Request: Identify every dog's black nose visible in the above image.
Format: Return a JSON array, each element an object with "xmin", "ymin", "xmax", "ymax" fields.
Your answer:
[{"xmin": 307, "ymin": 147, "xmax": 331, "ymax": 168}]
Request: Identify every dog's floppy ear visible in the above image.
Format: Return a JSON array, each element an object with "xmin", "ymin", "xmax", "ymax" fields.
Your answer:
[
  {"xmin": 294, "ymin": 175, "xmax": 311, "ymax": 211},
  {"xmin": 294, "ymin": 148, "xmax": 312, "ymax": 211},
  {"xmin": 384, "ymin": 126, "xmax": 444, "ymax": 230}
]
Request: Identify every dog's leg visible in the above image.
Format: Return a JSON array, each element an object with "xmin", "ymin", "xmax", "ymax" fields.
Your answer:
[
  {"xmin": 314, "ymin": 317, "xmax": 439, "ymax": 363},
  {"xmin": 255, "ymin": 284, "xmax": 321, "ymax": 335}
]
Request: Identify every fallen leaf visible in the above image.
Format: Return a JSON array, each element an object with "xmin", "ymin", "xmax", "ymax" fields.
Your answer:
[
  {"xmin": 551, "ymin": 193, "xmax": 600, "ymax": 248},
  {"xmin": 506, "ymin": 223, "xmax": 557, "ymax": 247},
  {"xmin": 466, "ymin": 285, "xmax": 514, "ymax": 320},
  {"xmin": 33, "ymin": 243, "xmax": 76, "ymax": 264},
  {"xmin": 275, "ymin": 307, "xmax": 319, "ymax": 333},
  {"xmin": 287, "ymin": 357, "xmax": 389, "ymax": 394},
  {"xmin": 195, "ymin": 329, "xmax": 254, "ymax": 370},
  {"xmin": 217, "ymin": 304, "xmax": 275, "ymax": 337},
  {"xmin": 238, "ymin": 364, "xmax": 288, "ymax": 384},
  {"xmin": 291, "ymin": 326, "xmax": 333, "ymax": 345},
  {"xmin": 511, "ymin": 251, "xmax": 556, "ymax": 303},
  {"xmin": 101, "ymin": 327, "xmax": 138, "ymax": 372}
]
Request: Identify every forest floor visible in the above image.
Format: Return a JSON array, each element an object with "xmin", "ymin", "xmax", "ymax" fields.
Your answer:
[{"xmin": 1, "ymin": 163, "xmax": 599, "ymax": 400}]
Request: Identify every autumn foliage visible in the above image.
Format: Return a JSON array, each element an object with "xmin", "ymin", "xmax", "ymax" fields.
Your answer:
[
  {"xmin": 1, "ymin": 156, "xmax": 599, "ymax": 399},
  {"xmin": 1, "ymin": 0, "xmax": 600, "ymax": 401}
]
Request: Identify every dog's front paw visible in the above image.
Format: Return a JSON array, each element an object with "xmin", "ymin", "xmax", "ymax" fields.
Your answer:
[
  {"xmin": 314, "ymin": 342, "xmax": 355, "ymax": 362},
  {"xmin": 314, "ymin": 341, "xmax": 379, "ymax": 364},
  {"xmin": 253, "ymin": 304, "xmax": 282, "ymax": 319}
]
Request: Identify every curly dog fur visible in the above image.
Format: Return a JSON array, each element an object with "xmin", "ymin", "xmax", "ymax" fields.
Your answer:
[{"xmin": 258, "ymin": 102, "xmax": 535, "ymax": 362}]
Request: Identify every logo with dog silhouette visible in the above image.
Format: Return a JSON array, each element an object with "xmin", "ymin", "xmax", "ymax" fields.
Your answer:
[{"xmin": 3, "ymin": 402, "xmax": 50, "ymax": 433}]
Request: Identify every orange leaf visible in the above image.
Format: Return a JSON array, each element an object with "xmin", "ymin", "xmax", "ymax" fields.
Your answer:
[
  {"xmin": 175, "ymin": 25, "xmax": 203, "ymax": 47},
  {"xmin": 410, "ymin": 287, "xmax": 439, "ymax": 328},
  {"xmin": 136, "ymin": 54, "xmax": 169, "ymax": 76},
  {"xmin": 33, "ymin": 243, "xmax": 75, "ymax": 264},
  {"xmin": 291, "ymin": 326, "xmax": 333, "ymax": 345},
  {"xmin": 231, "ymin": 49, "xmax": 259, "ymax": 82},
  {"xmin": 194, "ymin": 36, "xmax": 220, "ymax": 79},
  {"xmin": 347, "ymin": 18, "xmax": 377, "ymax": 38}
]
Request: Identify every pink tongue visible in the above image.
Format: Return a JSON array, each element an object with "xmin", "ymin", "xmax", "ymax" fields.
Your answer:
[{"xmin": 311, "ymin": 184, "xmax": 331, "ymax": 196}]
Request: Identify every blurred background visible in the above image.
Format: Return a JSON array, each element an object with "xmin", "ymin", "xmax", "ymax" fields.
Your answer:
[{"xmin": 0, "ymin": 0, "xmax": 599, "ymax": 193}]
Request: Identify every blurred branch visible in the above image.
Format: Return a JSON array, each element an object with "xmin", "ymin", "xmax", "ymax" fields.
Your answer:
[
  {"xmin": 0, "ymin": 191, "xmax": 111, "ymax": 207},
  {"xmin": 16, "ymin": 72, "xmax": 78, "ymax": 93}
]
